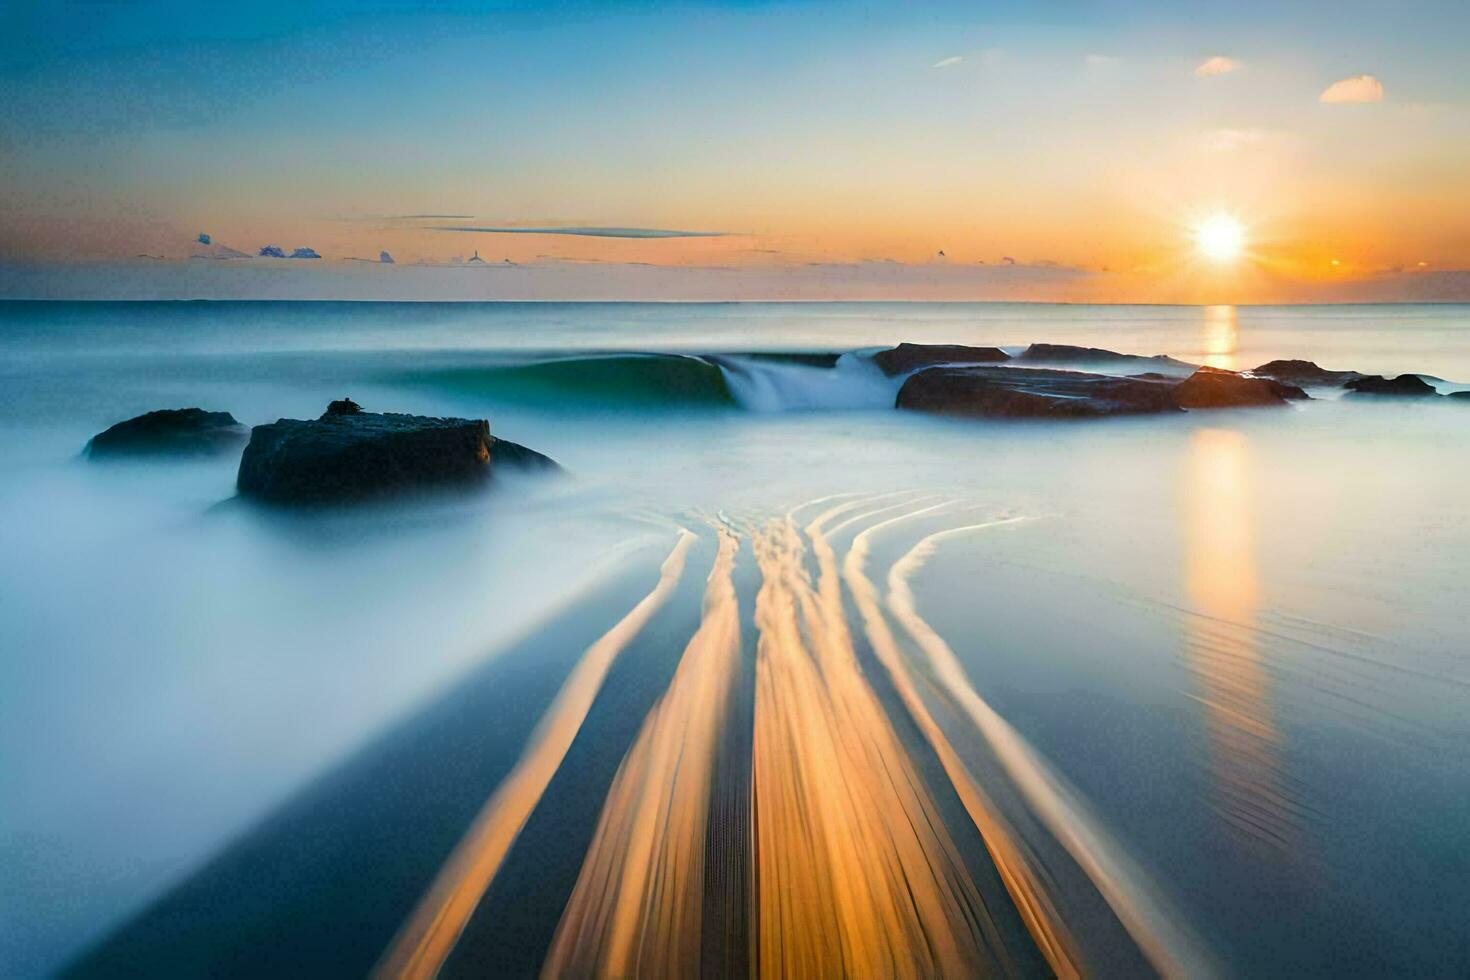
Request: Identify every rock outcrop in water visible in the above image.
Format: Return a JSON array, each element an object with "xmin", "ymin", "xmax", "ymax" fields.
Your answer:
[
  {"xmin": 1173, "ymin": 366, "xmax": 1306, "ymax": 408},
  {"xmin": 871, "ymin": 343, "xmax": 1011, "ymax": 376},
  {"xmin": 896, "ymin": 365, "xmax": 1182, "ymax": 418},
  {"xmin": 1015, "ymin": 343, "xmax": 1196, "ymax": 375},
  {"xmin": 1249, "ymin": 359, "xmax": 1364, "ymax": 387},
  {"xmin": 1343, "ymin": 374, "xmax": 1440, "ymax": 398},
  {"xmin": 896, "ymin": 360, "xmax": 1308, "ymax": 419},
  {"xmin": 85, "ymin": 408, "xmax": 247, "ymax": 458},
  {"xmin": 236, "ymin": 401, "xmax": 557, "ymax": 505}
]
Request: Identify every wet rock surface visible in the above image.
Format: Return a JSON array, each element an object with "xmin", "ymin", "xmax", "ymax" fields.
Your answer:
[
  {"xmin": 896, "ymin": 359, "xmax": 1313, "ymax": 419},
  {"xmin": 1015, "ymin": 343, "xmax": 1196, "ymax": 375},
  {"xmin": 871, "ymin": 343, "xmax": 1011, "ymax": 376},
  {"xmin": 1173, "ymin": 367, "xmax": 1306, "ymax": 408},
  {"xmin": 1343, "ymin": 374, "xmax": 1440, "ymax": 398},
  {"xmin": 236, "ymin": 402, "xmax": 557, "ymax": 505},
  {"xmin": 85, "ymin": 408, "xmax": 247, "ymax": 458},
  {"xmin": 1249, "ymin": 359, "xmax": 1364, "ymax": 387},
  {"xmin": 896, "ymin": 365, "xmax": 1182, "ymax": 418}
]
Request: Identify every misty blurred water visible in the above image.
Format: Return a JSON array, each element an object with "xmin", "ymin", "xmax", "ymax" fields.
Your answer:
[{"xmin": 2, "ymin": 301, "xmax": 1468, "ymax": 976}]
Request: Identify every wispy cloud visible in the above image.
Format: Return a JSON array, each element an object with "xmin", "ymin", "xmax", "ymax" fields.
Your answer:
[
  {"xmin": 1320, "ymin": 74, "xmax": 1384, "ymax": 103},
  {"xmin": 931, "ymin": 56, "xmax": 962, "ymax": 69},
  {"xmin": 1194, "ymin": 56, "xmax": 1240, "ymax": 77},
  {"xmin": 1200, "ymin": 127, "xmax": 1267, "ymax": 152},
  {"xmin": 429, "ymin": 226, "xmax": 726, "ymax": 239},
  {"xmin": 1085, "ymin": 54, "xmax": 1120, "ymax": 68}
]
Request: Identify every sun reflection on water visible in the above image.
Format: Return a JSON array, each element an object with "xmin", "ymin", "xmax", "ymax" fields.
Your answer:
[
  {"xmin": 1201, "ymin": 305, "xmax": 1240, "ymax": 370},
  {"xmin": 1181, "ymin": 428, "xmax": 1298, "ymax": 855}
]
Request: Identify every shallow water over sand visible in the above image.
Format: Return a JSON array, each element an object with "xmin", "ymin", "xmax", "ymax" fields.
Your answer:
[{"xmin": 3, "ymin": 301, "xmax": 1469, "ymax": 976}]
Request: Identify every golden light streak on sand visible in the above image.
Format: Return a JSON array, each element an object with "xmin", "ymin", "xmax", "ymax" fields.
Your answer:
[
  {"xmin": 541, "ymin": 525, "xmax": 742, "ymax": 978},
  {"xmin": 1182, "ymin": 428, "xmax": 1296, "ymax": 853},
  {"xmin": 373, "ymin": 529, "xmax": 697, "ymax": 980},
  {"xmin": 747, "ymin": 507, "xmax": 994, "ymax": 978},
  {"xmin": 887, "ymin": 520, "xmax": 1214, "ymax": 979},
  {"xmin": 842, "ymin": 506, "xmax": 1084, "ymax": 978}
]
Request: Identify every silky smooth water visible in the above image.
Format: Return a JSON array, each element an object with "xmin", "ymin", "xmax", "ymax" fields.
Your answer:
[{"xmin": 2, "ymin": 301, "xmax": 1468, "ymax": 977}]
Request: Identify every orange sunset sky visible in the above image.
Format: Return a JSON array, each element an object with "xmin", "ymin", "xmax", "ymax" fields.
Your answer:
[{"xmin": 2, "ymin": 1, "xmax": 1467, "ymax": 302}]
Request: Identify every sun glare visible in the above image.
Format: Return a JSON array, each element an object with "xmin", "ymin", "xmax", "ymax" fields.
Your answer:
[{"xmin": 1196, "ymin": 214, "xmax": 1246, "ymax": 263}]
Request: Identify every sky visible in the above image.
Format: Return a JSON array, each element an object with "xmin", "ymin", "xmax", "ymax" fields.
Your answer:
[{"xmin": 2, "ymin": 0, "xmax": 1468, "ymax": 302}]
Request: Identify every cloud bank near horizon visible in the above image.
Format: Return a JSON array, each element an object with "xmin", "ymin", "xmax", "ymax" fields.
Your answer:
[
  {"xmin": 4, "ymin": 257, "xmax": 1466, "ymax": 305},
  {"xmin": 428, "ymin": 226, "xmax": 728, "ymax": 239}
]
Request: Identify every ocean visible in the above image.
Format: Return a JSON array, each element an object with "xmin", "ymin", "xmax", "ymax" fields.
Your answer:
[{"xmin": 3, "ymin": 301, "xmax": 1468, "ymax": 976}]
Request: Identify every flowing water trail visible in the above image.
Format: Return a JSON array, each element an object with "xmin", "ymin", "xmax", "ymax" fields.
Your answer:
[
  {"xmin": 375, "ymin": 530, "xmax": 697, "ymax": 980},
  {"xmin": 842, "ymin": 507, "xmax": 1085, "ymax": 977},
  {"xmin": 541, "ymin": 524, "xmax": 742, "ymax": 978},
  {"xmin": 747, "ymin": 502, "xmax": 999, "ymax": 977},
  {"xmin": 887, "ymin": 521, "xmax": 1214, "ymax": 978},
  {"xmin": 374, "ymin": 502, "xmax": 1208, "ymax": 979}
]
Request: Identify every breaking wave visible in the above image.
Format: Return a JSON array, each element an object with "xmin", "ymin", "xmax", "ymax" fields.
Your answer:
[{"xmin": 392, "ymin": 351, "xmax": 901, "ymax": 413}]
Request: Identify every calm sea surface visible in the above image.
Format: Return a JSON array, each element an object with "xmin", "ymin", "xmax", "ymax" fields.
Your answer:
[{"xmin": 3, "ymin": 302, "xmax": 1468, "ymax": 977}]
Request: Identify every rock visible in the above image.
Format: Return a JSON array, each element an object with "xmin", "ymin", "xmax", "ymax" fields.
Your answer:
[
  {"xmin": 1249, "ymin": 358, "xmax": 1364, "ymax": 387},
  {"xmin": 1015, "ymin": 343, "xmax": 1196, "ymax": 375},
  {"xmin": 85, "ymin": 408, "xmax": 247, "ymax": 458},
  {"xmin": 325, "ymin": 397, "xmax": 363, "ymax": 416},
  {"xmin": 1343, "ymin": 374, "xmax": 1439, "ymax": 398},
  {"xmin": 487, "ymin": 437, "xmax": 562, "ymax": 471},
  {"xmin": 871, "ymin": 343, "xmax": 1011, "ymax": 376},
  {"xmin": 236, "ymin": 403, "xmax": 557, "ymax": 506},
  {"xmin": 1173, "ymin": 367, "xmax": 1306, "ymax": 408},
  {"xmin": 896, "ymin": 365, "xmax": 1181, "ymax": 419}
]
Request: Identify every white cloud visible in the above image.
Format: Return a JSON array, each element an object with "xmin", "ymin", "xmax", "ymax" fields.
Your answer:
[
  {"xmin": 1195, "ymin": 56, "xmax": 1241, "ymax": 77},
  {"xmin": 1085, "ymin": 54, "xmax": 1120, "ymax": 67},
  {"xmin": 931, "ymin": 56, "xmax": 962, "ymax": 69},
  {"xmin": 1320, "ymin": 74, "xmax": 1384, "ymax": 103},
  {"xmin": 1200, "ymin": 127, "xmax": 1267, "ymax": 152}
]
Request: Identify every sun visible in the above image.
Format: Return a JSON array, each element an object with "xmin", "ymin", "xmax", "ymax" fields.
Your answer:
[{"xmin": 1195, "ymin": 213, "xmax": 1246, "ymax": 263}]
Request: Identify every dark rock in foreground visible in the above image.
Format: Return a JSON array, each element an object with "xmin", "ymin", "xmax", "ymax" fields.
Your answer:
[
  {"xmin": 871, "ymin": 343, "xmax": 1011, "ymax": 376},
  {"xmin": 86, "ymin": 408, "xmax": 247, "ymax": 458},
  {"xmin": 236, "ymin": 402, "xmax": 557, "ymax": 505},
  {"xmin": 1174, "ymin": 367, "xmax": 1306, "ymax": 408},
  {"xmin": 1250, "ymin": 359, "xmax": 1364, "ymax": 387},
  {"xmin": 897, "ymin": 365, "xmax": 1182, "ymax": 418},
  {"xmin": 1016, "ymin": 343, "xmax": 1196, "ymax": 375},
  {"xmin": 1343, "ymin": 374, "xmax": 1439, "ymax": 398}
]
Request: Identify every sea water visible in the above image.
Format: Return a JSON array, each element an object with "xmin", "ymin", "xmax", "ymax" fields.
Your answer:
[{"xmin": 2, "ymin": 301, "xmax": 1468, "ymax": 976}]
